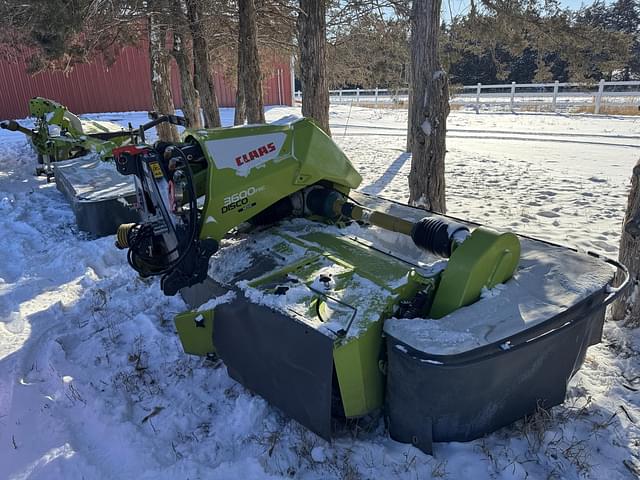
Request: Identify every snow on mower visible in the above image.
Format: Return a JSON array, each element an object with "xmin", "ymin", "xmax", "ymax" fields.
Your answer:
[{"xmin": 111, "ymin": 116, "xmax": 627, "ymax": 454}]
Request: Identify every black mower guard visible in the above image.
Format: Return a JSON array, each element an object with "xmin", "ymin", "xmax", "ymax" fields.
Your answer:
[{"xmin": 386, "ymin": 256, "xmax": 626, "ymax": 454}]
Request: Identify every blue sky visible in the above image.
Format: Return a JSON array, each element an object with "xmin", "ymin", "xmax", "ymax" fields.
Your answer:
[
  {"xmin": 559, "ymin": 0, "xmax": 593, "ymax": 8},
  {"xmin": 444, "ymin": 0, "xmax": 600, "ymax": 19}
]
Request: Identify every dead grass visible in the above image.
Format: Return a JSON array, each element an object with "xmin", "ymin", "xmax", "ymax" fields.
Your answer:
[
  {"xmin": 341, "ymin": 101, "xmax": 408, "ymax": 109},
  {"xmin": 431, "ymin": 459, "xmax": 448, "ymax": 478},
  {"xmin": 256, "ymin": 428, "xmax": 285, "ymax": 457},
  {"xmin": 518, "ymin": 402, "xmax": 556, "ymax": 452},
  {"xmin": 112, "ymin": 335, "xmax": 162, "ymax": 397},
  {"xmin": 340, "ymin": 100, "xmax": 640, "ymax": 115},
  {"xmin": 573, "ymin": 104, "xmax": 640, "ymax": 115}
]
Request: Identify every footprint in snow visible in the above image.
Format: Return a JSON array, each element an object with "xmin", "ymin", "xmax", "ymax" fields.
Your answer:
[{"xmin": 537, "ymin": 210, "xmax": 561, "ymax": 218}]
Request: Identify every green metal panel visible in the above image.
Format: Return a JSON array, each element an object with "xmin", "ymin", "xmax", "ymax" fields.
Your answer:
[
  {"xmin": 430, "ymin": 228, "xmax": 520, "ymax": 319},
  {"xmin": 298, "ymin": 232, "xmax": 410, "ymax": 287},
  {"xmin": 29, "ymin": 98, "xmax": 69, "ymax": 127},
  {"xmin": 330, "ymin": 270, "xmax": 433, "ymax": 417},
  {"xmin": 174, "ymin": 309, "xmax": 216, "ymax": 356},
  {"xmin": 291, "ymin": 119, "xmax": 363, "ymax": 189},
  {"xmin": 333, "ymin": 321, "xmax": 385, "ymax": 417},
  {"xmin": 184, "ymin": 118, "xmax": 362, "ymax": 241}
]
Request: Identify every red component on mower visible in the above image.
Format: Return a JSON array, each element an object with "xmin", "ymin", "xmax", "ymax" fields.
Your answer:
[
  {"xmin": 113, "ymin": 144, "xmax": 150, "ymax": 160},
  {"xmin": 113, "ymin": 145, "xmax": 151, "ymax": 176}
]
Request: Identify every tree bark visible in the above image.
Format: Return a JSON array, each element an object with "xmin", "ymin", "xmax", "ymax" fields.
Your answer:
[
  {"xmin": 186, "ymin": 0, "xmax": 221, "ymax": 128},
  {"xmin": 297, "ymin": 0, "xmax": 330, "ymax": 135},
  {"xmin": 406, "ymin": 61, "xmax": 413, "ymax": 153},
  {"xmin": 234, "ymin": 53, "xmax": 247, "ymax": 125},
  {"xmin": 148, "ymin": 11, "xmax": 180, "ymax": 142},
  {"xmin": 612, "ymin": 159, "xmax": 640, "ymax": 327},
  {"xmin": 407, "ymin": 0, "xmax": 449, "ymax": 213},
  {"xmin": 237, "ymin": 0, "xmax": 265, "ymax": 124},
  {"xmin": 173, "ymin": 30, "xmax": 202, "ymax": 128}
]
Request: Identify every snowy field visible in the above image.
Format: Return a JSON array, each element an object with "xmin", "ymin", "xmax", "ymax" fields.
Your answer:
[{"xmin": 1, "ymin": 106, "xmax": 639, "ymax": 479}]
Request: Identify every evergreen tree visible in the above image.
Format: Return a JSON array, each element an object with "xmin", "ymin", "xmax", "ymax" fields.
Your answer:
[{"xmin": 578, "ymin": 0, "xmax": 639, "ymax": 79}]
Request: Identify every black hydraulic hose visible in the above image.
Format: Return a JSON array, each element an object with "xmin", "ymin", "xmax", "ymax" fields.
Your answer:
[
  {"xmin": 167, "ymin": 146, "xmax": 200, "ymax": 264},
  {"xmin": 127, "ymin": 146, "xmax": 199, "ymax": 276}
]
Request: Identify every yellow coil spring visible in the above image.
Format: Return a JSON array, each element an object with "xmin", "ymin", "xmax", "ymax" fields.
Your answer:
[{"xmin": 116, "ymin": 223, "xmax": 137, "ymax": 249}]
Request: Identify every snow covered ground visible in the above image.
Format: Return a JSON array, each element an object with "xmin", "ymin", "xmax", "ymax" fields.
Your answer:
[{"xmin": 1, "ymin": 106, "xmax": 639, "ymax": 479}]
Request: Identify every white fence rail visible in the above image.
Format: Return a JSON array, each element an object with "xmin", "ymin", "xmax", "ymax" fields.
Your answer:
[
  {"xmin": 294, "ymin": 80, "xmax": 640, "ymax": 113},
  {"xmin": 294, "ymin": 88, "xmax": 409, "ymax": 105}
]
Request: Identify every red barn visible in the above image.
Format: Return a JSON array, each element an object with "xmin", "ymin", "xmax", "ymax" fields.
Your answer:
[{"xmin": 0, "ymin": 45, "xmax": 293, "ymax": 120}]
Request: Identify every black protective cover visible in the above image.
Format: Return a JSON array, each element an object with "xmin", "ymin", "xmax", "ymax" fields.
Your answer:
[
  {"xmin": 54, "ymin": 157, "xmax": 139, "ymax": 236},
  {"xmin": 386, "ymin": 288, "xmax": 609, "ymax": 454},
  {"xmin": 214, "ymin": 299, "xmax": 335, "ymax": 440}
]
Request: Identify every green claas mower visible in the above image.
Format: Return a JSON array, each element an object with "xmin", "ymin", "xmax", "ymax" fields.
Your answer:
[
  {"xmin": 1, "ymin": 100, "xmax": 189, "ymax": 236},
  {"xmin": 0, "ymin": 97, "xmax": 129, "ymax": 178},
  {"xmin": 112, "ymin": 117, "xmax": 627, "ymax": 453}
]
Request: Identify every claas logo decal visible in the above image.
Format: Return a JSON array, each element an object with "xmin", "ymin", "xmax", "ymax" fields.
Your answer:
[
  {"xmin": 235, "ymin": 142, "xmax": 277, "ymax": 166},
  {"xmin": 204, "ymin": 133, "xmax": 286, "ymax": 173}
]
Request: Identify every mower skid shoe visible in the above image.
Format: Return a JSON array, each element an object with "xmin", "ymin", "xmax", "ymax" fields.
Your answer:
[{"xmin": 161, "ymin": 239, "xmax": 218, "ymax": 296}]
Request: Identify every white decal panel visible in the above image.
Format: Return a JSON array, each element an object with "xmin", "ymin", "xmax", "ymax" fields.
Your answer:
[{"xmin": 205, "ymin": 133, "xmax": 287, "ymax": 177}]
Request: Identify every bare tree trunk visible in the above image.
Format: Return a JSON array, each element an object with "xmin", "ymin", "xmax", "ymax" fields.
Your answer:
[
  {"xmin": 297, "ymin": 0, "xmax": 330, "ymax": 135},
  {"xmin": 612, "ymin": 159, "xmax": 640, "ymax": 327},
  {"xmin": 186, "ymin": 0, "xmax": 221, "ymax": 128},
  {"xmin": 234, "ymin": 51, "xmax": 247, "ymax": 125},
  {"xmin": 238, "ymin": 0, "xmax": 265, "ymax": 123},
  {"xmin": 406, "ymin": 62, "xmax": 413, "ymax": 152},
  {"xmin": 173, "ymin": 30, "xmax": 202, "ymax": 128},
  {"xmin": 407, "ymin": 0, "xmax": 449, "ymax": 213},
  {"xmin": 148, "ymin": 11, "xmax": 180, "ymax": 142}
]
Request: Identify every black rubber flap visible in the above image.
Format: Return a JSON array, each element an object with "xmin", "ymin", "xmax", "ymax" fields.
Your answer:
[
  {"xmin": 386, "ymin": 304, "xmax": 606, "ymax": 453},
  {"xmin": 214, "ymin": 299, "xmax": 335, "ymax": 440}
]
